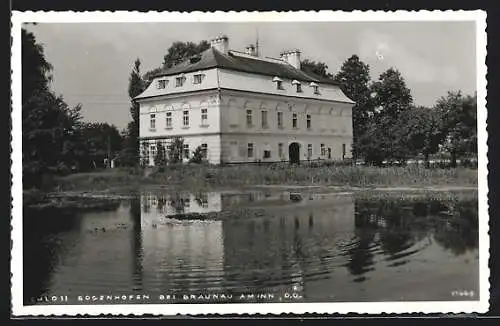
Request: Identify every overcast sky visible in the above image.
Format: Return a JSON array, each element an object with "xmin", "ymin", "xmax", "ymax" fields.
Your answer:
[{"xmin": 24, "ymin": 21, "xmax": 477, "ymax": 130}]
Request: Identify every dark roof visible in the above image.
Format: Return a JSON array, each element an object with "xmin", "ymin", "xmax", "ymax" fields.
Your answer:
[{"xmin": 151, "ymin": 48, "xmax": 339, "ymax": 85}]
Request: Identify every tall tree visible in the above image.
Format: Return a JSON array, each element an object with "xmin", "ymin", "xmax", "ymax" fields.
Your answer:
[
  {"xmin": 435, "ymin": 91, "xmax": 477, "ymax": 167},
  {"xmin": 334, "ymin": 55, "xmax": 374, "ymax": 160},
  {"xmin": 300, "ymin": 59, "xmax": 333, "ymax": 79},
  {"xmin": 364, "ymin": 68, "xmax": 414, "ymax": 164},
  {"xmin": 120, "ymin": 58, "xmax": 146, "ymax": 166}
]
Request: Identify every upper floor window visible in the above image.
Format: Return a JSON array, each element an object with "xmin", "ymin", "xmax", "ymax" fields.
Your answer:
[
  {"xmin": 292, "ymin": 113, "xmax": 298, "ymax": 129},
  {"xmin": 150, "ymin": 114, "xmax": 156, "ymax": 130},
  {"xmin": 201, "ymin": 108, "xmax": 208, "ymax": 125},
  {"xmin": 273, "ymin": 76, "xmax": 284, "ymax": 90},
  {"xmin": 261, "ymin": 110, "xmax": 268, "ymax": 129},
  {"xmin": 310, "ymin": 82, "xmax": 320, "ymax": 95},
  {"xmin": 165, "ymin": 112, "xmax": 172, "ymax": 128},
  {"xmin": 193, "ymin": 74, "xmax": 204, "ymax": 84},
  {"xmin": 277, "ymin": 111, "xmax": 283, "ymax": 128},
  {"xmin": 292, "ymin": 80, "xmax": 302, "ymax": 93},
  {"xmin": 246, "ymin": 110, "xmax": 253, "ymax": 127},
  {"xmin": 157, "ymin": 79, "xmax": 167, "ymax": 89},
  {"xmin": 176, "ymin": 76, "xmax": 186, "ymax": 87},
  {"xmin": 306, "ymin": 114, "xmax": 312, "ymax": 130},
  {"xmin": 183, "ymin": 110, "xmax": 189, "ymax": 127}
]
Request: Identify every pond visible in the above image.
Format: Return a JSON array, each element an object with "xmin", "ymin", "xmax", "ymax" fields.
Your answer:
[{"xmin": 23, "ymin": 189, "xmax": 479, "ymax": 305}]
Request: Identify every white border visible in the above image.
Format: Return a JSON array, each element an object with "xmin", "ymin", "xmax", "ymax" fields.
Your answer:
[{"xmin": 11, "ymin": 10, "xmax": 489, "ymax": 316}]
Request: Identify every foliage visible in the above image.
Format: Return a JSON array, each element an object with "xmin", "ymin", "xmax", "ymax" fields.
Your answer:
[
  {"xmin": 154, "ymin": 141, "xmax": 167, "ymax": 167},
  {"xmin": 435, "ymin": 91, "xmax": 477, "ymax": 167},
  {"xmin": 189, "ymin": 145, "xmax": 206, "ymax": 164},
  {"xmin": 333, "ymin": 55, "xmax": 374, "ymax": 159},
  {"xmin": 80, "ymin": 122, "xmax": 123, "ymax": 168},
  {"xmin": 162, "ymin": 40, "xmax": 210, "ymax": 69},
  {"xmin": 168, "ymin": 137, "xmax": 184, "ymax": 164},
  {"xmin": 300, "ymin": 59, "xmax": 333, "ymax": 79},
  {"xmin": 119, "ymin": 58, "xmax": 146, "ymax": 166}
]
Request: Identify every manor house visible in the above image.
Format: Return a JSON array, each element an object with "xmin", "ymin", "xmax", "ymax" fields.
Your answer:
[{"xmin": 135, "ymin": 36, "xmax": 354, "ymax": 165}]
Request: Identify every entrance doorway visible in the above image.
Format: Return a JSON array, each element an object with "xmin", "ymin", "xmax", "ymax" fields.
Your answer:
[{"xmin": 289, "ymin": 142, "xmax": 300, "ymax": 164}]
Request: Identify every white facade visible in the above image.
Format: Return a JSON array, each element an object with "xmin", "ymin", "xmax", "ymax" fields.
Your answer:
[{"xmin": 136, "ymin": 39, "xmax": 354, "ymax": 165}]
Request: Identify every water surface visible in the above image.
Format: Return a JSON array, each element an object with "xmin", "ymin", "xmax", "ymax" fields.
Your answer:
[{"xmin": 23, "ymin": 189, "xmax": 479, "ymax": 304}]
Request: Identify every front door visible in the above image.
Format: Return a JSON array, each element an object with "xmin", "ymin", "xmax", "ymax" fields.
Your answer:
[{"xmin": 289, "ymin": 142, "xmax": 300, "ymax": 164}]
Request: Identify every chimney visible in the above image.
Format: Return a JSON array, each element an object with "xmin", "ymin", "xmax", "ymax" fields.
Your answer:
[
  {"xmin": 280, "ymin": 49, "xmax": 301, "ymax": 69},
  {"xmin": 210, "ymin": 35, "xmax": 229, "ymax": 54},
  {"xmin": 245, "ymin": 44, "xmax": 257, "ymax": 56}
]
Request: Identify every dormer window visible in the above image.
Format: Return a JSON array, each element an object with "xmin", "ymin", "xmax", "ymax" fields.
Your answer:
[
  {"xmin": 292, "ymin": 80, "xmax": 302, "ymax": 93},
  {"xmin": 193, "ymin": 73, "xmax": 204, "ymax": 84},
  {"xmin": 310, "ymin": 82, "xmax": 320, "ymax": 95},
  {"xmin": 156, "ymin": 79, "xmax": 167, "ymax": 89},
  {"xmin": 176, "ymin": 76, "xmax": 186, "ymax": 87},
  {"xmin": 272, "ymin": 76, "xmax": 284, "ymax": 90}
]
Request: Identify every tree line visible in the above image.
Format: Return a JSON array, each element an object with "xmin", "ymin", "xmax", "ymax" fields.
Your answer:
[{"xmin": 22, "ymin": 30, "xmax": 477, "ymax": 188}]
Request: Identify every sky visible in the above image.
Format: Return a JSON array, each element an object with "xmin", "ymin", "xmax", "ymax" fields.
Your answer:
[{"xmin": 24, "ymin": 21, "xmax": 477, "ymax": 130}]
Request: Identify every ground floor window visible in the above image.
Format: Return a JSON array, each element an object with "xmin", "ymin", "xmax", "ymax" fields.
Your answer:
[
  {"xmin": 247, "ymin": 143, "xmax": 254, "ymax": 158},
  {"xmin": 278, "ymin": 143, "xmax": 284, "ymax": 158},
  {"xmin": 307, "ymin": 144, "xmax": 313, "ymax": 158},
  {"xmin": 183, "ymin": 144, "xmax": 190, "ymax": 159},
  {"xmin": 201, "ymin": 143, "xmax": 208, "ymax": 158},
  {"xmin": 342, "ymin": 143, "xmax": 346, "ymax": 159},
  {"xmin": 320, "ymin": 143, "xmax": 326, "ymax": 156},
  {"xmin": 263, "ymin": 150, "xmax": 271, "ymax": 159}
]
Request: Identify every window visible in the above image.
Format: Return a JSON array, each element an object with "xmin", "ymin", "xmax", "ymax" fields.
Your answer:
[
  {"xmin": 193, "ymin": 74, "xmax": 203, "ymax": 84},
  {"xmin": 296, "ymin": 83, "xmax": 302, "ymax": 93},
  {"xmin": 183, "ymin": 110, "xmax": 189, "ymax": 127},
  {"xmin": 277, "ymin": 111, "xmax": 283, "ymax": 128},
  {"xmin": 157, "ymin": 79, "xmax": 167, "ymax": 89},
  {"xmin": 342, "ymin": 143, "xmax": 346, "ymax": 159},
  {"xmin": 246, "ymin": 110, "xmax": 253, "ymax": 127},
  {"xmin": 150, "ymin": 144, "xmax": 157, "ymax": 157},
  {"xmin": 276, "ymin": 80, "xmax": 284, "ymax": 90},
  {"xmin": 150, "ymin": 114, "xmax": 156, "ymax": 130},
  {"xmin": 201, "ymin": 143, "xmax": 208, "ymax": 158},
  {"xmin": 165, "ymin": 112, "xmax": 172, "ymax": 128},
  {"xmin": 263, "ymin": 150, "xmax": 271, "ymax": 159},
  {"xmin": 307, "ymin": 144, "xmax": 313, "ymax": 158},
  {"xmin": 183, "ymin": 144, "xmax": 189, "ymax": 159},
  {"xmin": 261, "ymin": 110, "xmax": 268, "ymax": 128},
  {"xmin": 247, "ymin": 143, "xmax": 254, "ymax": 158},
  {"xmin": 292, "ymin": 113, "xmax": 298, "ymax": 129},
  {"xmin": 306, "ymin": 115, "xmax": 311, "ymax": 130},
  {"xmin": 320, "ymin": 144, "xmax": 326, "ymax": 156},
  {"xmin": 176, "ymin": 76, "xmax": 185, "ymax": 87},
  {"xmin": 278, "ymin": 143, "xmax": 284, "ymax": 158},
  {"xmin": 313, "ymin": 85, "xmax": 320, "ymax": 94},
  {"xmin": 201, "ymin": 108, "xmax": 208, "ymax": 125}
]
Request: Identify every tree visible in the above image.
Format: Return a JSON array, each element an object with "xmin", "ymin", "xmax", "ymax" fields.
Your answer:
[
  {"xmin": 365, "ymin": 68, "xmax": 414, "ymax": 164},
  {"xmin": 189, "ymin": 145, "xmax": 206, "ymax": 164},
  {"xmin": 154, "ymin": 141, "xmax": 167, "ymax": 167},
  {"xmin": 120, "ymin": 59, "xmax": 146, "ymax": 166},
  {"xmin": 168, "ymin": 137, "xmax": 184, "ymax": 164},
  {"xmin": 80, "ymin": 122, "xmax": 123, "ymax": 168},
  {"xmin": 334, "ymin": 55, "xmax": 374, "ymax": 160},
  {"xmin": 400, "ymin": 106, "xmax": 444, "ymax": 168},
  {"xmin": 435, "ymin": 91, "xmax": 477, "ymax": 167},
  {"xmin": 300, "ymin": 59, "xmax": 333, "ymax": 79},
  {"xmin": 162, "ymin": 41, "xmax": 210, "ymax": 69}
]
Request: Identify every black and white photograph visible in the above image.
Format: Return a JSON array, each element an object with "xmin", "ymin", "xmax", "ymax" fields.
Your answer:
[{"xmin": 10, "ymin": 10, "xmax": 488, "ymax": 316}]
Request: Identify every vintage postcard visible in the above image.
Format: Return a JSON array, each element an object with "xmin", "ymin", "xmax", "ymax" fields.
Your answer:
[{"xmin": 11, "ymin": 10, "xmax": 489, "ymax": 316}]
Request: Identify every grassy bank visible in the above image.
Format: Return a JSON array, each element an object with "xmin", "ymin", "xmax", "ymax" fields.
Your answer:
[{"xmin": 47, "ymin": 164, "xmax": 477, "ymax": 193}]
